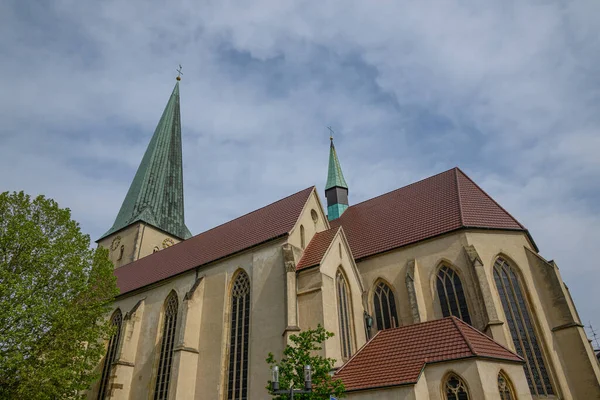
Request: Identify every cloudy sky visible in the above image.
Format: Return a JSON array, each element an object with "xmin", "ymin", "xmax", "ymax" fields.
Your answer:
[{"xmin": 1, "ymin": 1, "xmax": 599, "ymax": 335}]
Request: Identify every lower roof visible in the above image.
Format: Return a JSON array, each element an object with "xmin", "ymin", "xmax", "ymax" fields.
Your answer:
[{"xmin": 334, "ymin": 317, "xmax": 523, "ymax": 392}]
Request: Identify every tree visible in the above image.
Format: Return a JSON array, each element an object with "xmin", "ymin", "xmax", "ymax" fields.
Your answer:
[
  {"xmin": 0, "ymin": 191, "xmax": 118, "ymax": 399},
  {"xmin": 266, "ymin": 325, "xmax": 345, "ymax": 399}
]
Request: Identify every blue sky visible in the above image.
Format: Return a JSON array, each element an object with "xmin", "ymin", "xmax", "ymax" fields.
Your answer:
[{"xmin": 1, "ymin": 0, "xmax": 599, "ymax": 337}]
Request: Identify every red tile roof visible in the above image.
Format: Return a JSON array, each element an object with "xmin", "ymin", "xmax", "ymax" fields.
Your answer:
[
  {"xmin": 331, "ymin": 167, "xmax": 525, "ymax": 260},
  {"xmin": 115, "ymin": 187, "xmax": 314, "ymax": 295},
  {"xmin": 334, "ymin": 317, "xmax": 522, "ymax": 392},
  {"xmin": 296, "ymin": 227, "xmax": 340, "ymax": 270}
]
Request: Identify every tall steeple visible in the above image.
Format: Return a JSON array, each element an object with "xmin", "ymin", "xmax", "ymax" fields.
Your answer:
[
  {"xmin": 99, "ymin": 80, "xmax": 191, "ymax": 243},
  {"xmin": 325, "ymin": 134, "xmax": 349, "ymax": 221}
]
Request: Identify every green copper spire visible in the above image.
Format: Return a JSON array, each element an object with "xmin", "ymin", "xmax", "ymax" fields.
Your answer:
[
  {"xmin": 325, "ymin": 138, "xmax": 348, "ymax": 190},
  {"xmin": 99, "ymin": 81, "xmax": 192, "ymax": 240},
  {"xmin": 325, "ymin": 135, "xmax": 349, "ymax": 221}
]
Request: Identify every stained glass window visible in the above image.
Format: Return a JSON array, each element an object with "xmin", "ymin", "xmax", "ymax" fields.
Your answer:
[
  {"xmin": 227, "ymin": 271, "xmax": 251, "ymax": 400},
  {"xmin": 436, "ymin": 265, "xmax": 472, "ymax": 325},
  {"xmin": 493, "ymin": 257, "xmax": 553, "ymax": 396},
  {"xmin": 336, "ymin": 270, "xmax": 353, "ymax": 359},
  {"xmin": 498, "ymin": 371, "xmax": 516, "ymax": 400},
  {"xmin": 373, "ymin": 281, "xmax": 399, "ymax": 330},
  {"xmin": 445, "ymin": 373, "xmax": 470, "ymax": 400},
  {"xmin": 97, "ymin": 309, "xmax": 123, "ymax": 400},
  {"xmin": 153, "ymin": 292, "xmax": 178, "ymax": 400}
]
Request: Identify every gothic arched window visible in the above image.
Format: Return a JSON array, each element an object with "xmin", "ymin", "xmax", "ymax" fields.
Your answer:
[
  {"xmin": 153, "ymin": 292, "xmax": 178, "ymax": 400},
  {"xmin": 97, "ymin": 309, "xmax": 123, "ymax": 400},
  {"xmin": 493, "ymin": 257, "xmax": 553, "ymax": 396},
  {"xmin": 300, "ymin": 225, "xmax": 306, "ymax": 249},
  {"xmin": 373, "ymin": 281, "xmax": 399, "ymax": 330},
  {"xmin": 436, "ymin": 265, "xmax": 472, "ymax": 325},
  {"xmin": 444, "ymin": 373, "xmax": 470, "ymax": 400},
  {"xmin": 227, "ymin": 271, "xmax": 251, "ymax": 400},
  {"xmin": 336, "ymin": 270, "xmax": 353, "ymax": 359},
  {"xmin": 498, "ymin": 371, "xmax": 516, "ymax": 400}
]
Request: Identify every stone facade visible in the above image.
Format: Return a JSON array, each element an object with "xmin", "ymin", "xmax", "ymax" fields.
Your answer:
[{"xmin": 90, "ymin": 192, "xmax": 600, "ymax": 399}]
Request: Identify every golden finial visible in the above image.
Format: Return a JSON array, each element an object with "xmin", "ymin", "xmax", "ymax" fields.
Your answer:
[
  {"xmin": 328, "ymin": 126, "xmax": 334, "ymax": 142},
  {"xmin": 176, "ymin": 64, "xmax": 183, "ymax": 81}
]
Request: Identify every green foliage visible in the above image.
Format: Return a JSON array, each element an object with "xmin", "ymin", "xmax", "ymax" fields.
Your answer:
[
  {"xmin": 0, "ymin": 191, "xmax": 119, "ymax": 399},
  {"xmin": 266, "ymin": 325, "xmax": 345, "ymax": 399}
]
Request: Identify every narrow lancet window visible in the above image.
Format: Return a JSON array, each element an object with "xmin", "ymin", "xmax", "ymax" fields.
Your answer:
[
  {"xmin": 153, "ymin": 292, "xmax": 178, "ymax": 400},
  {"xmin": 97, "ymin": 309, "xmax": 123, "ymax": 400},
  {"xmin": 493, "ymin": 257, "xmax": 553, "ymax": 396},
  {"xmin": 436, "ymin": 265, "xmax": 472, "ymax": 325},
  {"xmin": 373, "ymin": 281, "xmax": 399, "ymax": 330},
  {"xmin": 300, "ymin": 225, "xmax": 306, "ymax": 249},
  {"xmin": 227, "ymin": 271, "xmax": 251, "ymax": 400},
  {"xmin": 444, "ymin": 373, "xmax": 470, "ymax": 400},
  {"xmin": 498, "ymin": 371, "xmax": 516, "ymax": 400},
  {"xmin": 336, "ymin": 270, "xmax": 353, "ymax": 359}
]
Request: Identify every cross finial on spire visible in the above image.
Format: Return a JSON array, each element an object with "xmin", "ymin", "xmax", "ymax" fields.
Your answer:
[
  {"xmin": 176, "ymin": 64, "xmax": 183, "ymax": 81},
  {"xmin": 327, "ymin": 126, "xmax": 334, "ymax": 142}
]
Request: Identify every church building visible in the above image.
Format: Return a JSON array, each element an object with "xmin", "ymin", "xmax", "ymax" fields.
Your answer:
[{"xmin": 90, "ymin": 78, "xmax": 600, "ymax": 400}]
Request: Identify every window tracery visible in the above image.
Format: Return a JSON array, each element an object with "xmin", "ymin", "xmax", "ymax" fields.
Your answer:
[
  {"xmin": 498, "ymin": 371, "xmax": 516, "ymax": 400},
  {"xmin": 373, "ymin": 281, "xmax": 398, "ymax": 330},
  {"xmin": 444, "ymin": 373, "xmax": 470, "ymax": 400},
  {"xmin": 97, "ymin": 309, "xmax": 122, "ymax": 400},
  {"xmin": 336, "ymin": 270, "xmax": 353, "ymax": 359},
  {"xmin": 493, "ymin": 257, "xmax": 553, "ymax": 396},
  {"xmin": 436, "ymin": 265, "xmax": 472, "ymax": 325},
  {"xmin": 227, "ymin": 271, "xmax": 251, "ymax": 400},
  {"xmin": 153, "ymin": 292, "xmax": 178, "ymax": 400}
]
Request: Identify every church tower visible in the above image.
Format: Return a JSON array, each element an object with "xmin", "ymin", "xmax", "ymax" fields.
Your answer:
[
  {"xmin": 97, "ymin": 77, "xmax": 191, "ymax": 268},
  {"xmin": 325, "ymin": 135, "xmax": 349, "ymax": 221}
]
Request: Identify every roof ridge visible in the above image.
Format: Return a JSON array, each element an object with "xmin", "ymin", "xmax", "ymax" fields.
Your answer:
[
  {"xmin": 452, "ymin": 317, "xmax": 523, "ymax": 361},
  {"xmin": 340, "ymin": 168, "xmax": 457, "ymax": 211},
  {"xmin": 455, "ymin": 167, "xmax": 525, "ymax": 230},
  {"xmin": 453, "ymin": 168, "xmax": 465, "ymax": 226},
  {"xmin": 451, "ymin": 316, "xmax": 475, "ymax": 355},
  {"xmin": 190, "ymin": 186, "xmax": 315, "ymax": 239}
]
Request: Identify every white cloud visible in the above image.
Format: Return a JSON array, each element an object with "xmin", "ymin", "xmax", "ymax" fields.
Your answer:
[{"xmin": 1, "ymin": 0, "xmax": 599, "ymax": 333}]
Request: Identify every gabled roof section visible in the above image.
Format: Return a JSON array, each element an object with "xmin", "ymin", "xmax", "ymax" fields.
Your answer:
[
  {"xmin": 115, "ymin": 187, "xmax": 314, "ymax": 295},
  {"xmin": 330, "ymin": 167, "xmax": 526, "ymax": 260},
  {"xmin": 334, "ymin": 317, "xmax": 522, "ymax": 392},
  {"xmin": 296, "ymin": 227, "xmax": 340, "ymax": 270},
  {"xmin": 325, "ymin": 139, "xmax": 348, "ymax": 190},
  {"xmin": 99, "ymin": 82, "xmax": 191, "ymax": 241}
]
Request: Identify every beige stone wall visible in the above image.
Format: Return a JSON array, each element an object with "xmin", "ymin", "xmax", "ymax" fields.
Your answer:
[
  {"xmin": 297, "ymin": 229, "xmax": 367, "ymax": 367},
  {"xmin": 465, "ymin": 230, "xmax": 573, "ymax": 398},
  {"xmin": 89, "ymin": 236, "xmax": 289, "ymax": 400},
  {"xmin": 287, "ymin": 189, "xmax": 329, "ymax": 251},
  {"xmin": 355, "ymin": 231, "xmax": 479, "ymax": 329},
  {"xmin": 97, "ymin": 222, "xmax": 182, "ymax": 268}
]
